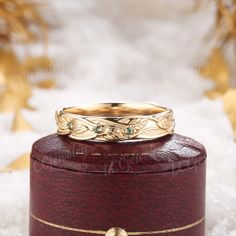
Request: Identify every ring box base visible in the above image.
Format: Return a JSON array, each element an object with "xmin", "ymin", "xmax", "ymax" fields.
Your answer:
[{"xmin": 30, "ymin": 133, "xmax": 206, "ymax": 236}]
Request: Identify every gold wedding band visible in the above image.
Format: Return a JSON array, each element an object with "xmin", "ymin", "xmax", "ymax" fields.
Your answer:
[{"xmin": 55, "ymin": 103, "xmax": 175, "ymax": 141}]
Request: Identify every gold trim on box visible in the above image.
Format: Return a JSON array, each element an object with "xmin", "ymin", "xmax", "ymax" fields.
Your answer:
[{"xmin": 31, "ymin": 213, "xmax": 205, "ymax": 235}]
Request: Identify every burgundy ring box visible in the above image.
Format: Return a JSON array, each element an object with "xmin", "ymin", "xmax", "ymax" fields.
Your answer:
[{"xmin": 30, "ymin": 133, "xmax": 206, "ymax": 236}]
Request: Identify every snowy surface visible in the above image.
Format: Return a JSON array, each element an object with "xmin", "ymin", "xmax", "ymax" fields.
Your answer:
[{"xmin": 0, "ymin": 1, "xmax": 236, "ymax": 235}]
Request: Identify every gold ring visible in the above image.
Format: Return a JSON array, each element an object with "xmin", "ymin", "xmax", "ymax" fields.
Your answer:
[{"xmin": 55, "ymin": 103, "xmax": 175, "ymax": 141}]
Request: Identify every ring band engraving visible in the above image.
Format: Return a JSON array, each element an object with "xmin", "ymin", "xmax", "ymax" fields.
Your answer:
[{"xmin": 55, "ymin": 103, "xmax": 175, "ymax": 141}]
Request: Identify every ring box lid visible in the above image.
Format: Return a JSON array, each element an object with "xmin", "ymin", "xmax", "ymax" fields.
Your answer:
[{"xmin": 31, "ymin": 133, "xmax": 206, "ymax": 174}]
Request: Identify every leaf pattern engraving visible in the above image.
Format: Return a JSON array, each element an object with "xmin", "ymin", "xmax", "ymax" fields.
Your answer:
[
  {"xmin": 69, "ymin": 118, "xmax": 96, "ymax": 140},
  {"xmin": 55, "ymin": 109, "xmax": 175, "ymax": 141},
  {"xmin": 55, "ymin": 112, "xmax": 74, "ymax": 134},
  {"xmin": 156, "ymin": 114, "xmax": 174, "ymax": 130}
]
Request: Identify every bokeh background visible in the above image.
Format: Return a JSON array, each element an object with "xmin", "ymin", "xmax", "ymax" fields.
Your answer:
[{"xmin": 0, "ymin": 0, "xmax": 236, "ymax": 235}]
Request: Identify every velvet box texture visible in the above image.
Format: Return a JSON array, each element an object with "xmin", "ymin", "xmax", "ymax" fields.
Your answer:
[{"xmin": 30, "ymin": 133, "xmax": 207, "ymax": 236}]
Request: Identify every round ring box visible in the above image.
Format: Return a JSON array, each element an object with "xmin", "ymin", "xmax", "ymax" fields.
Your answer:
[{"xmin": 30, "ymin": 133, "xmax": 206, "ymax": 236}]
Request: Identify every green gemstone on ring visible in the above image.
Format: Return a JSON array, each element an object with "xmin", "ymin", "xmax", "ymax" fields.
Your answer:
[
  {"xmin": 66, "ymin": 122, "xmax": 73, "ymax": 129},
  {"xmin": 94, "ymin": 124, "xmax": 103, "ymax": 134},
  {"xmin": 125, "ymin": 126, "xmax": 134, "ymax": 135}
]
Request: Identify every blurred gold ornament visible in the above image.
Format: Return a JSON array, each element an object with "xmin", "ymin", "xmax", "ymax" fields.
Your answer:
[
  {"xmin": 0, "ymin": 1, "xmax": 55, "ymax": 133},
  {"xmin": 198, "ymin": 0, "xmax": 236, "ymax": 95},
  {"xmin": 0, "ymin": 0, "xmax": 48, "ymax": 46},
  {"xmin": 0, "ymin": 90, "xmax": 33, "ymax": 113},
  {"xmin": 36, "ymin": 78, "xmax": 56, "ymax": 89},
  {"xmin": 197, "ymin": 0, "xmax": 236, "ymax": 140},
  {"xmin": 12, "ymin": 111, "xmax": 33, "ymax": 132},
  {"xmin": 0, "ymin": 0, "xmax": 53, "ymax": 106},
  {"xmin": 0, "ymin": 50, "xmax": 54, "ymax": 113},
  {"xmin": 7, "ymin": 153, "xmax": 30, "ymax": 171},
  {"xmin": 0, "ymin": 0, "xmax": 49, "ymax": 115},
  {"xmin": 199, "ymin": 48, "xmax": 230, "ymax": 99},
  {"xmin": 214, "ymin": 0, "xmax": 236, "ymax": 47},
  {"xmin": 0, "ymin": 48, "xmax": 21, "ymax": 87},
  {"xmin": 223, "ymin": 89, "xmax": 236, "ymax": 139},
  {"xmin": 0, "ymin": 68, "xmax": 33, "ymax": 112},
  {"xmin": 22, "ymin": 56, "xmax": 53, "ymax": 73}
]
